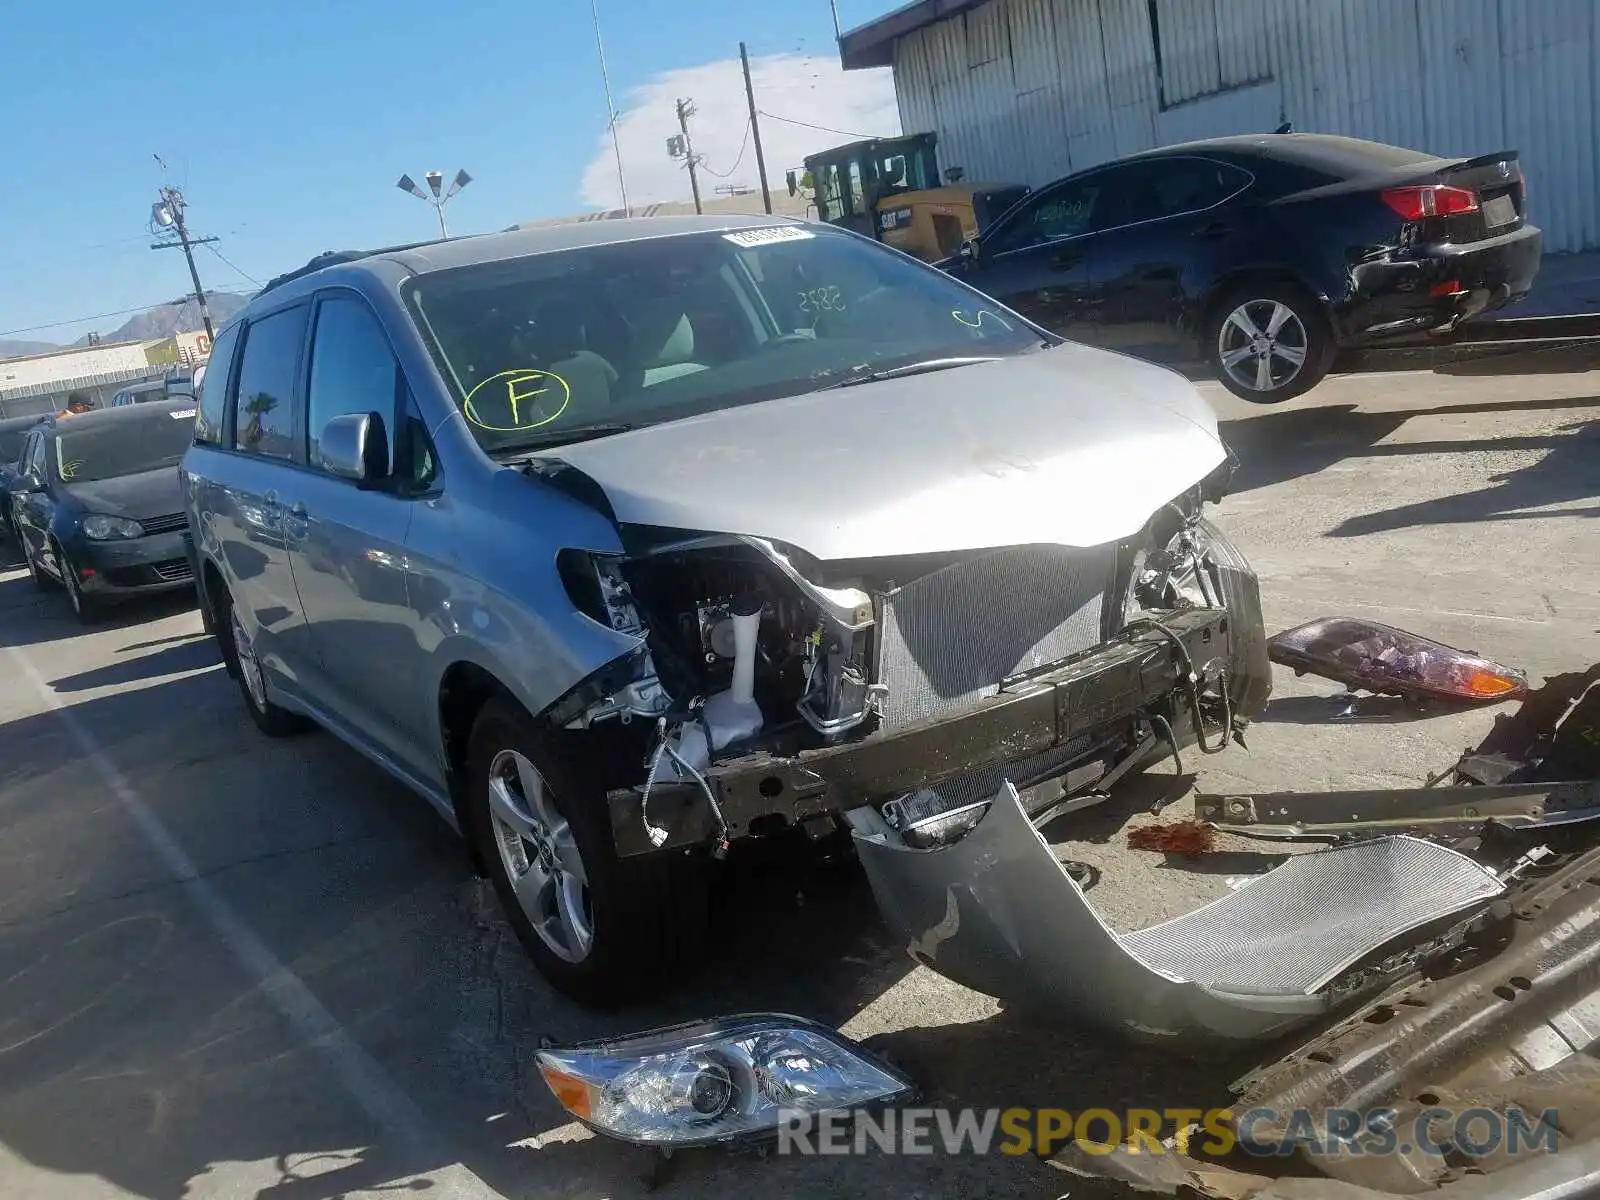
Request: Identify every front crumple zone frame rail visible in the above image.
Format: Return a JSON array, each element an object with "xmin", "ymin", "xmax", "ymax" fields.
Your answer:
[
  {"xmin": 606, "ymin": 607, "xmax": 1238, "ymax": 858},
  {"xmin": 851, "ymin": 783, "xmax": 1506, "ymax": 1046},
  {"xmin": 1196, "ymin": 781, "xmax": 1600, "ymax": 841}
]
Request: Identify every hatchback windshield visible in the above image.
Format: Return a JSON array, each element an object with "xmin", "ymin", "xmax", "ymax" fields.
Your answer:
[
  {"xmin": 403, "ymin": 224, "xmax": 1044, "ymax": 454},
  {"xmin": 53, "ymin": 410, "xmax": 196, "ymax": 482}
]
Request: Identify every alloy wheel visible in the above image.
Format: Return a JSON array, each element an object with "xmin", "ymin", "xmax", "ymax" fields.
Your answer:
[
  {"xmin": 1217, "ymin": 299, "xmax": 1310, "ymax": 393},
  {"xmin": 486, "ymin": 748, "xmax": 593, "ymax": 963},
  {"xmin": 229, "ymin": 605, "xmax": 268, "ymax": 711}
]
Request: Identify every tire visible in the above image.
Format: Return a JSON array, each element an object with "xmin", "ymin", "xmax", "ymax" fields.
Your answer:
[
  {"xmin": 215, "ymin": 585, "xmax": 310, "ymax": 737},
  {"xmin": 21, "ymin": 528, "xmax": 52, "ymax": 592},
  {"xmin": 465, "ymin": 697, "xmax": 709, "ymax": 1006},
  {"xmin": 57, "ymin": 543, "xmax": 101, "ymax": 624},
  {"xmin": 1206, "ymin": 282, "xmax": 1335, "ymax": 403}
]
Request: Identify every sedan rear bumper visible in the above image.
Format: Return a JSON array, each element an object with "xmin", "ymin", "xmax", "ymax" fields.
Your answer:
[
  {"xmin": 1339, "ymin": 223, "xmax": 1543, "ymax": 343},
  {"xmin": 607, "ymin": 605, "xmax": 1250, "ymax": 858}
]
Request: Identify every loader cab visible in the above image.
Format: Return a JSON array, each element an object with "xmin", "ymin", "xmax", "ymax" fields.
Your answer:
[
  {"xmin": 793, "ymin": 133, "xmax": 1029, "ymax": 263},
  {"xmin": 798, "ymin": 134, "xmax": 941, "ymax": 240}
]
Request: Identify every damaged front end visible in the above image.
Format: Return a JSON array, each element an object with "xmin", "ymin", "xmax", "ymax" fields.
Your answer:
[{"xmin": 543, "ymin": 485, "xmax": 1268, "ymax": 863}]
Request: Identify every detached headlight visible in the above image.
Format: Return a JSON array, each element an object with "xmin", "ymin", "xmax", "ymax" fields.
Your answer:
[
  {"xmin": 536, "ymin": 1014, "xmax": 914, "ymax": 1147},
  {"xmin": 82, "ymin": 514, "xmax": 144, "ymax": 540}
]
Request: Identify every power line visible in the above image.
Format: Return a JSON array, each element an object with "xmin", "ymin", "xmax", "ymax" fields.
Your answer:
[
  {"xmin": 0, "ymin": 300, "xmax": 186, "ymax": 340},
  {"xmin": 206, "ymin": 243, "xmax": 262, "ymax": 287},
  {"xmin": 699, "ymin": 120, "xmax": 752, "ymax": 179},
  {"xmin": 757, "ymin": 109, "xmax": 879, "ymax": 140}
]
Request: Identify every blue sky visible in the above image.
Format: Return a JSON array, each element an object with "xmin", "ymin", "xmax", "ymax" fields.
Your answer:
[{"xmin": 0, "ymin": 0, "xmax": 898, "ymax": 345}]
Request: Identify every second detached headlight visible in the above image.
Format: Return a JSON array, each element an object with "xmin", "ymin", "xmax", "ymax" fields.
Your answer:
[
  {"xmin": 536, "ymin": 1014, "xmax": 914, "ymax": 1147},
  {"xmin": 82, "ymin": 514, "xmax": 144, "ymax": 540}
]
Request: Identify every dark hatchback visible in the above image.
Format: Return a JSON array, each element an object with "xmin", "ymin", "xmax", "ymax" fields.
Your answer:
[
  {"xmin": 0, "ymin": 414, "xmax": 49, "ymax": 537},
  {"xmin": 9, "ymin": 399, "xmax": 198, "ymax": 620},
  {"xmin": 944, "ymin": 132, "xmax": 1541, "ymax": 401}
]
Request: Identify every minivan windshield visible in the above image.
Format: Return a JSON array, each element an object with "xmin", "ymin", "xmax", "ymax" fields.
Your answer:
[
  {"xmin": 402, "ymin": 224, "xmax": 1045, "ymax": 454},
  {"xmin": 54, "ymin": 409, "xmax": 196, "ymax": 483}
]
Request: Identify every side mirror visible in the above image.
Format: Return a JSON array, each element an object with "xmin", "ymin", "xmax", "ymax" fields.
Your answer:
[
  {"xmin": 786, "ymin": 170, "xmax": 798, "ymax": 198},
  {"xmin": 18, "ymin": 472, "xmax": 43, "ymax": 494},
  {"xmin": 959, "ymin": 237, "xmax": 981, "ymax": 264},
  {"xmin": 319, "ymin": 412, "xmax": 390, "ymax": 486}
]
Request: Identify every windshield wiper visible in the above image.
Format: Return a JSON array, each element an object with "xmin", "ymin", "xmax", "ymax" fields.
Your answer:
[
  {"xmin": 823, "ymin": 356, "xmax": 1003, "ymax": 389},
  {"xmin": 495, "ymin": 422, "xmax": 636, "ymax": 454}
]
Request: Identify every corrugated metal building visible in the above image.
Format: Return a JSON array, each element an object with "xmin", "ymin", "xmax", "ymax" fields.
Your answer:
[
  {"xmin": 841, "ymin": 0, "xmax": 1599, "ymax": 252},
  {"xmin": 0, "ymin": 341, "xmax": 169, "ymax": 418}
]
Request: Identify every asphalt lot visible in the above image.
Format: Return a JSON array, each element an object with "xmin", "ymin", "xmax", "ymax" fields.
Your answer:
[{"xmin": 0, "ymin": 343, "xmax": 1595, "ymax": 1199}]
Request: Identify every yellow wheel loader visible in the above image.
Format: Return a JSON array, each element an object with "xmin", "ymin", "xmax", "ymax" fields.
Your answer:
[{"xmin": 787, "ymin": 133, "xmax": 1030, "ymax": 262}]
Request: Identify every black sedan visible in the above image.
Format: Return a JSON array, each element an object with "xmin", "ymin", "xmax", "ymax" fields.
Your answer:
[
  {"xmin": 9, "ymin": 399, "xmax": 198, "ymax": 621},
  {"xmin": 943, "ymin": 132, "xmax": 1541, "ymax": 402}
]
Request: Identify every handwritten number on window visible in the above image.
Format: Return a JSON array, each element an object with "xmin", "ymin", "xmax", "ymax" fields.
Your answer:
[{"xmin": 796, "ymin": 286, "xmax": 845, "ymax": 314}]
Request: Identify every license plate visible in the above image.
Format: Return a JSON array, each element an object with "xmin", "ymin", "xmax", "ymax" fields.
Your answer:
[{"xmin": 1483, "ymin": 194, "xmax": 1517, "ymax": 229}]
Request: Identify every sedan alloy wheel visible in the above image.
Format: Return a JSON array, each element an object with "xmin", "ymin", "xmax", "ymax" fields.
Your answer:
[{"xmin": 1217, "ymin": 299, "xmax": 1310, "ymax": 394}]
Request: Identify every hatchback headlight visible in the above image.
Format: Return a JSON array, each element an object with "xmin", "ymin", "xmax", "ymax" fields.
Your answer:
[
  {"xmin": 82, "ymin": 514, "xmax": 144, "ymax": 540},
  {"xmin": 536, "ymin": 1014, "xmax": 914, "ymax": 1147}
]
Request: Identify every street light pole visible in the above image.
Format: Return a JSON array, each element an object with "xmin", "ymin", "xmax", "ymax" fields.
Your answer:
[
  {"xmin": 591, "ymin": 0, "xmax": 630, "ymax": 213},
  {"xmin": 149, "ymin": 185, "xmax": 218, "ymax": 342},
  {"xmin": 396, "ymin": 170, "xmax": 473, "ymax": 239}
]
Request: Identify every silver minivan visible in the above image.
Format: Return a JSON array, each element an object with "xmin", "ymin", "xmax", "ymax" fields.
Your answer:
[{"xmin": 181, "ymin": 216, "xmax": 1267, "ymax": 1003}]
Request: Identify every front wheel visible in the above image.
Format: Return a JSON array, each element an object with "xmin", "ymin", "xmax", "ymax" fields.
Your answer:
[
  {"xmin": 1206, "ymin": 285, "xmax": 1334, "ymax": 403},
  {"xmin": 466, "ymin": 698, "xmax": 709, "ymax": 1006},
  {"xmin": 57, "ymin": 543, "xmax": 100, "ymax": 624}
]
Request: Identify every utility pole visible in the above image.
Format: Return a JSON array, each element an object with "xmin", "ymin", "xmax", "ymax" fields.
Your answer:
[
  {"xmin": 150, "ymin": 185, "xmax": 218, "ymax": 342},
  {"xmin": 739, "ymin": 42, "xmax": 773, "ymax": 214},
  {"xmin": 675, "ymin": 98, "xmax": 704, "ymax": 215}
]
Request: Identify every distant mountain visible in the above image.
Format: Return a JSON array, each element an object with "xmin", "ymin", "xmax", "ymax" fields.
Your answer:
[
  {"xmin": 85, "ymin": 292, "xmax": 253, "ymax": 346},
  {"xmin": 0, "ymin": 291, "xmax": 253, "ymax": 363}
]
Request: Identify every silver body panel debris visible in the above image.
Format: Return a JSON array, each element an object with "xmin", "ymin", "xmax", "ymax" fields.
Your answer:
[{"xmin": 851, "ymin": 783, "xmax": 1505, "ymax": 1044}]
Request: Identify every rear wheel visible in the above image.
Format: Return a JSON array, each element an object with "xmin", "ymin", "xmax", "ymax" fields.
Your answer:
[
  {"xmin": 216, "ymin": 586, "xmax": 309, "ymax": 737},
  {"xmin": 1206, "ymin": 284, "xmax": 1334, "ymax": 403},
  {"xmin": 466, "ymin": 698, "xmax": 709, "ymax": 1006}
]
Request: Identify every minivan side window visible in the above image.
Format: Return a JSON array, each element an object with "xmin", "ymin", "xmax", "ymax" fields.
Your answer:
[
  {"xmin": 195, "ymin": 322, "xmax": 242, "ymax": 445},
  {"xmin": 232, "ymin": 306, "xmax": 309, "ymax": 461},
  {"xmin": 304, "ymin": 295, "xmax": 399, "ymax": 475}
]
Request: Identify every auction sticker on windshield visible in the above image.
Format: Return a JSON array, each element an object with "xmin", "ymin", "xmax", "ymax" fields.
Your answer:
[
  {"xmin": 170, "ymin": 409, "xmax": 197, "ymax": 420},
  {"xmin": 723, "ymin": 226, "xmax": 815, "ymax": 247}
]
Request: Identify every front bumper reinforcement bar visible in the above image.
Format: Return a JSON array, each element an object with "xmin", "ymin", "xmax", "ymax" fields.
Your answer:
[{"xmin": 608, "ymin": 607, "xmax": 1233, "ymax": 858}]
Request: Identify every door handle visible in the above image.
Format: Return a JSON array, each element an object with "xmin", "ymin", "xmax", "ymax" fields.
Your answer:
[
  {"xmin": 1193, "ymin": 221, "xmax": 1231, "ymax": 239},
  {"xmin": 1049, "ymin": 252, "xmax": 1082, "ymax": 269}
]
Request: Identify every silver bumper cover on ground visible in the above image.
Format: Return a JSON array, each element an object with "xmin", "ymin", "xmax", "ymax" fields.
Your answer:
[{"xmin": 852, "ymin": 784, "xmax": 1505, "ymax": 1045}]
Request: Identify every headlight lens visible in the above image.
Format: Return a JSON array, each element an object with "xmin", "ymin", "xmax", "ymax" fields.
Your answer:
[
  {"xmin": 82, "ymin": 514, "xmax": 144, "ymax": 540},
  {"xmin": 536, "ymin": 1014, "xmax": 913, "ymax": 1146}
]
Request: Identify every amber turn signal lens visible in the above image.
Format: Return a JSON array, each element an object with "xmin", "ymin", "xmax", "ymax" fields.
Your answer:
[{"xmin": 539, "ymin": 1065, "xmax": 594, "ymax": 1119}]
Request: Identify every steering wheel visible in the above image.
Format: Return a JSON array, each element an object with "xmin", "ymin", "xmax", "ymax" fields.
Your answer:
[{"xmin": 763, "ymin": 332, "xmax": 819, "ymax": 350}]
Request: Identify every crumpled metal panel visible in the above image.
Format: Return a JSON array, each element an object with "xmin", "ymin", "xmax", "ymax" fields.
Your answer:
[
  {"xmin": 853, "ymin": 783, "xmax": 1505, "ymax": 1044},
  {"xmin": 875, "ymin": 543, "xmax": 1113, "ymax": 730},
  {"xmin": 1123, "ymin": 836, "xmax": 1505, "ymax": 994}
]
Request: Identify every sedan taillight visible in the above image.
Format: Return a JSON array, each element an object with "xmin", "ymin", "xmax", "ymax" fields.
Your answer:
[{"xmin": 1380, "ymin": 184, "xmax": 1480, "ymax": 220}]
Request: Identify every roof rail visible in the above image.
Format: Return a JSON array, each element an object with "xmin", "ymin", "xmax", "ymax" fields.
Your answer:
[{"xmin": 258, "ymin": 240, "xmax": 438, "ymax": 295}]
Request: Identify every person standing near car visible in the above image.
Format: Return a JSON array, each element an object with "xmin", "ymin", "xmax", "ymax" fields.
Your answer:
[{"xmin": 57, "ymin": 392, "xmax": 94, "ymax": 418}]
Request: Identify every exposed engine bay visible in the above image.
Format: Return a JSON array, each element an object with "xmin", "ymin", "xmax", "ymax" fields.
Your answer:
[{"xmin": 548, "ymin": 478, "xmax": 1269, "ymax": 859}]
